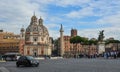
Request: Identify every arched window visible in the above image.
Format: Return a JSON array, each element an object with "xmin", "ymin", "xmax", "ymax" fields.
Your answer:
[{"xmin": 33, "ymin": 37, "xmax": 38, "ymax": 41}]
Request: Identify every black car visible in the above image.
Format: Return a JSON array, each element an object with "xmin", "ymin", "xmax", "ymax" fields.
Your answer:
[{"xmin": 16, "ymin": 56, "xmax": 39, "ymax": 67}]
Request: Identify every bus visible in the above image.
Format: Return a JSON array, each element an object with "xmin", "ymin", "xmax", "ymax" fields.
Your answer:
[{"xmin": 3, "ymin": 53, "xmax": 21, "ymax": 61}]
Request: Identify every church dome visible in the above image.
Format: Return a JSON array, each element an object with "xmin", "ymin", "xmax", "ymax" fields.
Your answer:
[
  {"xmin": 26, "ymin": 15, "xmax": 49, "ymax": 36},
  {"xmin": 38, "ymin": 25, "xmax": 49, "ymax": 36}
]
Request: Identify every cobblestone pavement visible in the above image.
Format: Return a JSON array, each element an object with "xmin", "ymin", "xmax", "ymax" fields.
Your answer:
[{"xmin": 0, "ymin": 58, "xmax": 120, "ymax": 72}]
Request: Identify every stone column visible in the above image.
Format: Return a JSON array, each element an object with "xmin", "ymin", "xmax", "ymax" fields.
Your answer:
[{"xmin": 60, "ymin": 24, "xmax": 64, "ymax": 57}]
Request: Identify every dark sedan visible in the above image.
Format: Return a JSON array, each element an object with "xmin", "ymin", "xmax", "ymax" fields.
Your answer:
[{"xmin": 16, "ymin": 56, "xmax": 39, "ymax": 67}]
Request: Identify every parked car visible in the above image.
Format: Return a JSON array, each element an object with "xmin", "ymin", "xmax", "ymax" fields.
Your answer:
[{"xmin": 16, "ymin": 56, "xmax": 39, "ymax": 67}]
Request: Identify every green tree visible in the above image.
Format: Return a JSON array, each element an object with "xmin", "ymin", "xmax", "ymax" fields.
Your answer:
[
  {"xmin": 70, "ymin": 36, "xmax": 83, "ymax": 44},
  {"xmin": 88, "ymin": 39, "xmax": 98, "ymax": 45},
  {"xmin": 70, "ymin": 36, "xmax": 90, "ymax": 45},
  {"xmin": 52, "ymin": 39, "xmax": 59, "ymax": 56},
  {"xmin": 105, "ymin": 39, "xmax": 120, "ymax": 44},
  {"xmin": 70, "ymin": 36, "xmax": 98, "ymax": 45}
]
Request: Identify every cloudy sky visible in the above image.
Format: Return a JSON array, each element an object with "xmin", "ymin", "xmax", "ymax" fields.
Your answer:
[{"xmin": 0, "ymin": 0, "xmax": 120, "ymax": 40}]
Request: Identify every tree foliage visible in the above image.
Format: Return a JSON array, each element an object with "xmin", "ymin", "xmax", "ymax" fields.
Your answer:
[
  {"xmin": 52, "ymin": 39, "xmax": 59, "ymax": 56},
  {"xmin": 105, "ymin": 39, "xmax": 120, "ymax": 44},
  {"xmin": 88, "ymin": 39, "xmax": 98, "ymax": 45},
  {"xmin": 70, "ymin": 36, "xmax": 98, "ymax": 45},
  {"xmin": 70, "ymin": 36, "xmax": 83, "ymax": 44}
]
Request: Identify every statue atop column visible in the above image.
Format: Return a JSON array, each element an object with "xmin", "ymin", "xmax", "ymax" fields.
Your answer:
[{"xmin": 98, "ymin": 30, "xmax": 104, "ymax": 42}]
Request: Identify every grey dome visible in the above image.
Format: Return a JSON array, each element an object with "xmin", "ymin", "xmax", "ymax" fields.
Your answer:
[{"xmin": 25, "ymin": 15, "xmax": 49, "ymax": 36}]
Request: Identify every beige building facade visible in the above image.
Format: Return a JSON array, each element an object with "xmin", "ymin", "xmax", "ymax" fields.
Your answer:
[{"xmin": 20, "ymin": 14, "xmax": 52, "ymax": 56}]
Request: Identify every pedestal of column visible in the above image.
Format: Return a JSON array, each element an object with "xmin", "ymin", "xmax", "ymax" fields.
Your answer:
[{"xmin": 97, "ymin": 42, "xmax": 105, "ymax": 54}]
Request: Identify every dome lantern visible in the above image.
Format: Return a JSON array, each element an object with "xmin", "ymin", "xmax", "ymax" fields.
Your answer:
[
  {"xmin": 39, "ymin": 16, "xmax": 43, "ymax": 25},
  {"xmin": 31, "ymin": 12, "xmax": 37, "ymax": 23}
]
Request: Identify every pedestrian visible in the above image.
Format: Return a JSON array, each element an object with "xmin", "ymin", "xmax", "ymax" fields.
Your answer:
[
  {"xmin": 114, "ymin": 51, "xmax": 117, "ymax": 59},
  {"xmin": 107, "ymin": 52, "xmax": 110, "ymax": 59},
  {"xmin": 104, "ymin": 52, "xmax": 107, "ymax": 59},
  {"xmin": 110, "ymin": 51, "xmax": 114, "ymax": 59}
]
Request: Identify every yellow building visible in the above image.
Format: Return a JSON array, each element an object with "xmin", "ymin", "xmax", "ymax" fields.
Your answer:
[{"xmin": 0, "ymin": 30, "xmax": 20, "ymax": 55}]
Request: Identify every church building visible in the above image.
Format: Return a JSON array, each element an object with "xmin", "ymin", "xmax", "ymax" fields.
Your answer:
[{"xmin": 20, "ymin": 14, "xmax": 52, "ymax": 56}]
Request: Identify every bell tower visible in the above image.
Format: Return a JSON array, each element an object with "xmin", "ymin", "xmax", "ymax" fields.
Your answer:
[
  {"xmin": 20, "ymin": 26, "xmax": 25, "ymax": 39},
  {"xmin": 19, "ymin": 26, "xmax": 25, "ymax": 55},
  {"xmin": 71, "ymin": 28, "xmax": 77, "ymax": 37}
]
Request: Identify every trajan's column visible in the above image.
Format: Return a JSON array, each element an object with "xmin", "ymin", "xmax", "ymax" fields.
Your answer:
[{"xmin": 60, "ymin": 24, "xmax": 64, "ymax": 56}]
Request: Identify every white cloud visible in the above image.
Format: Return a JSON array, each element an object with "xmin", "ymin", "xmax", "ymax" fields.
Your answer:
[
  {"xmin": 34, "ymin": 0, "xmax": 91, "ymax": 8},
  {"xmin": 63, "ymin": 0, "xmax": 120, "ymax": 40},
  {"xmin": 78, "ymin": 27, "xmax": 120, "ymax": 40},
  {"xmin": 49, "ymin": 30, "xmax": 60, "ymax": 39},
  {"xmin": 46, "ymin": 23, "xmax": 59, "ymax": 29},
  {"xmin": 97, "ymin": 12, "xmax": 120, "ymax": 26},
  {"xmin": 77, "ymin": 12, "xmax": 120, "ymax": 40},
  {"xmin": 65, "ymin": 0, "xmax": 120, "ymax": 18},
  {"xmin": 47, "ymin": 17, "xmax": 63, "ymax": 23},
  {"xmin": 55, "ymin": 0, "xmax": 91, "ymax": 7},
  {"xmin": 0, "ymin": 0, "xmax": 120, "ymax": 40},
  {"xmin": 0, "ymin": 0, "xmax": 47, "ymax": 34},
  {"xmin": 66, "ymin": 7, "xmax": 94, "ymax": 18},
  {"xmin": 78, "ymin": 29, "xmax": 99, "ymax": 39}
]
